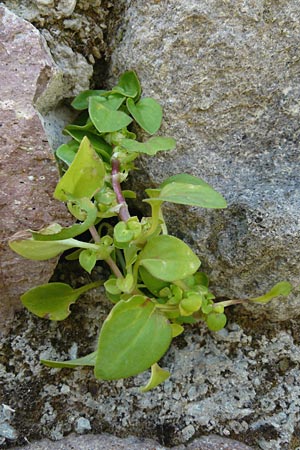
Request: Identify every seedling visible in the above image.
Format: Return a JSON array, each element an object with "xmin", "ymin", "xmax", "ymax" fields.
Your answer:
[{"xmin": 9, "ymin": 71, "xmax": 292, "ymax": 391}]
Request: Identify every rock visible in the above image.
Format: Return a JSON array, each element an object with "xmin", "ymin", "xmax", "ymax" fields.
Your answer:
[
  {"xmin": 0, "ymin": 5, "xmax": 71, "ymax": 335},
  {"xmin": 108, "ymin": 0, "xmax": 300, "ymax": 320},
  {"xmin": 10, "ymin": 433, "xmax": 254, "ymax": 450}
]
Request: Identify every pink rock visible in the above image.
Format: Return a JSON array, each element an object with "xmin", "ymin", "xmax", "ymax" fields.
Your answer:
[{"xmin": 0, "ymin": 5, "xmax": 71, "ymax": 335}]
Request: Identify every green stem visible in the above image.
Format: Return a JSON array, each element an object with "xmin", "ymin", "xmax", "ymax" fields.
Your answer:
[
  {"xmin": 75, "ymin": 280, "xmax": 104, "ymax": 296},
  {"xmin": 89, "ymin": 225, "xmax": 100, "ymax": 243},
  {"xmin": 214, "ymin": 299, "xmax": 245, "ymax": 308},
  {"xmin": 105, "ymin": 256, "xmax": 124, "ymax": 279}
]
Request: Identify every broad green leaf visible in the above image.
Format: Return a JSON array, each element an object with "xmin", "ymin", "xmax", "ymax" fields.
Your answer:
[
  {"xmin": 89, "ymin": 97, "xmax": 132, "ymax": 133},
  {"xmin": 112, "ymin": 71, "xmax": 141, "ymax": 99},
  {"xmin": 101, "ymin": 93, "xmax": 126, "ymax": 110},
  {"xmin": 56, "ymin": 140, "xmax": 79, "ymax": 166},
  {"xmin": 31, "ymin": 198, "xmax": 97, "ymax": 241},
  {"xmin": 120, "ymin": 136, "xmax": 176, "ymax": 155},
  {"xmin": 206, "ymin": 312, "xmax": 227, "ymax": 331},
  {"xmin": 148, "ymin": 182, "xmax": 227, "ymax": 209},
  {"xmin": 140, "ymin": 363, "xmax": 170, "ymax": 392},
  {"xmin": 138, "ymin": 235, "xmax": 200, "ymax": 282},
  {"xmin": 160, "ymin": 173, "xmax": 212, "ymax": 189},
  {"xmin": 79, "ymin": 249, "xmax": 97, "ymax": 274},
  {"xmin": 127, "ymin": 98, "xmax": 162, "ymax": 134},
  {"xmin": 64, "ymin": 120, "xmax": 94, "ymax": 134},
  {"xmin": 41, "ymin": 351, "xmax": 97, "ymax": 368},
  {"xmin": 21, "ymin": 281, "xmax": 102, "ymax": 320},
  {"xmin": 54, "ymin": 136, "xmax": 106, "ymax": 202},
  {"xmin": 250, "ymin": 281, "xmax": 292, "ymax": 304},
  {"xmin": 139, "ymin": 266, "xmax": 169, "ymax": 295},
  {"xmin": 63, "ymin": 129, "xmax": 112, "ymax": 161},
  {"xmin": 94, "ymin": 295, "xmax": 172, "ymax": 380},
  {"xmin": 71, "ymin": 90, "xmax": 107, "ymax": 110},
  {"xmin": 9, "ymin": 235, "xmax": 99, "ymax": 260}
]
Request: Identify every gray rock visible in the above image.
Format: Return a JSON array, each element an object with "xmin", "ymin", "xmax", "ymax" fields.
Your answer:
[
  {"xmin": 108, "ymin": 0, "xmax": 300, "ymax": 320},
  {"xmin": 0, "ymin": 5, "xmax": 72, "ymax": 335},
  {"xmin": 10, "ymin": 432, "xmax": 254, "ymax": 449}
]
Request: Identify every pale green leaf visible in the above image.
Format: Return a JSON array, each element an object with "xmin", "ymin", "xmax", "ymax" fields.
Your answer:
[
  {"xmin": 138, "ymin": 235, "xmax": 200, "ymax": 282},
  {"xmin": 140, "ymin": 363, "xmax": 170, "ymax": 392},
  {"xmin": 41, "ymin": 352, "xmax": 97, "ymax": 368},
  {"xmin": 21, "ymin": 281, "xmax": 102, "ymax": 320},
  {"xmin": 55, "ymin": 140, "xmax": 79, "ymax": 166},
  {"xmin": 250, "ymin": 281, "xmax": 292, "ymax": 304},
  {"xmin": 79, "ymin": 249, "xmax": 97, "ymax": 274},
  {"xmin": 127, "ymin": 98, "xmax": 162, "ymax": 134},
  {"xmin": 206, "ymin": 312, "xmax": 227, "ymax": 331},
  {"xmin": 94, "ymin": 295, "xmax": 172, "ymax": 380},
  {"xmin": 71, "ymin": 90, "xmax": 107, "ymax": 110},
  {"xmin": 89, "ymin": 97, "xmax": 132, "ymax": 133},
  {"xmin": 121, "ymin": 136, "xmax": 176, "ymax": 155},
  {"xmin": 54, "ymin": 136, "xmax": 106, "ymax": 202},
  {"xmin": 112, "ymin": 70, "xmax": 141, "ymax": 99}
]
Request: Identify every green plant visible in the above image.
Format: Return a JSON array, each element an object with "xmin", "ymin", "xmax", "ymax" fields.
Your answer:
[{"xmin": 9, "ymin": 71, "xmax": 292, "ymax": 391}]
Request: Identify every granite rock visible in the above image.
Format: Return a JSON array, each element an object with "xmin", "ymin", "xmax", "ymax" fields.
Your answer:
[
  {"xmin": 0, "ymin": 5, "xmax": 71, "ymax": 335},
  {"xmin": 108, "ymin": 0, "xmax": 300, "ymax": 321}
]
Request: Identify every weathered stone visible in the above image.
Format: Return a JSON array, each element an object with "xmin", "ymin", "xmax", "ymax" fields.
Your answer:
[
  {"xmin": 108, "ymin": 0, "xmax": 300, "ymax": 321},
  {"xmin": 10, "ymin": 432, "xmax": 254, "ymax": 450},
  {"xmin": 0, "ymin": 5, "xmax": 71, "ymax": 335}
]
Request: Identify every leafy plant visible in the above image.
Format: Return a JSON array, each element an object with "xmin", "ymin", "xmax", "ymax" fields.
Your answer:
[{"xmin": 9, "ymin": 71, "xmax": 292, "ymax": 390}]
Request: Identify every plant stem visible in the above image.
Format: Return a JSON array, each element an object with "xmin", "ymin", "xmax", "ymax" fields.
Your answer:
[
  {"xmin": 89, "ymin": 225, "xmax": 100, "ymax": 243},
  {"xmin": 215, "ymin": 299, "xmax": 245, "ymax": 308},
  {"xmin": 111, "ymin": 157, "xmax": 130, "ymax": 222},
  {"xmin": 105, "ymin": 256, "xmax": 124, "ymax": 279}
]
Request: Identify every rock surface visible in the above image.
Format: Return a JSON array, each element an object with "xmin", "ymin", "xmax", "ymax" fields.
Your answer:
[
  {"xmin": 108, "ymin": 0, "xmax": 300, "ymax": 321},
  {"xmin": 0, "ymin": 5, "xmax": 71, "ymax": 335},
  {"xmin": 10, "ymin": 432, "xmax": 254, "ymax": 450}
]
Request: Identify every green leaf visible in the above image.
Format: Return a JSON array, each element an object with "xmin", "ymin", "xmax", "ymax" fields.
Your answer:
[
  {"xmin": 89, "ymin": 97, "xmax": 132, "ymax": 133},
  {"xmin": 9, "ymin": 235, "xmax": 99, "ymax": 260},
  {"xmin": 112, "ymin": 71, "xmax": 141, "ymax": 99},
  {"xmin": 21, "ymin": 281, "xmax": 102, "ymax": 320},
  {"xmin": 31, "ymin": 198, "xmax": 97, "ymax": 241},
  {"xmin": 79, "ymin": 249, "xmax": 97, "ymax": 274},
  {"xmin": 71, "ymin": 90, "xmax": 107, "ymax": 110},
  {"xmin": 41, "ymin": 352, "xmax": 97, "ymax": 368},
  {"xmin": 121, "ymin": 136, "xmax": 176, "ymax": 155},
  {"xmin": 54, "ymin": 136, "xmax": 106, "ymax": 202},
  {"xmin": 206, "ymin": 312, "xmax": 227, "ymax": 331},
  {"xmin": 139, "ymin": 266, "xmax": 169, "ymax": 296},
  {"xmin": 94, "ymin": 295, "xmax": 172, "ymax": 380},
  {"xmin": 140, "ymin": 363, "xmax": 170, "ymax": 392},
  {"xmin": 139, "ymin": 235, "xmax": 200, "ymax": 282},
  {"xmin": 63, "ymin": 130, "xmax": 112, "ymax": 161},
  {"xmin": 148, "ymin": 182, "xmax": 227, "ymax": 209},
  {"xmin": 250, "ymin": 281, "xmax": 292, "ymax": 304},
  {"xmin": 127, "ymin": 98, "xmax": 162, "ymax": 134},
  {"xmin": 170, "ymin": 323, "xmax": 184, "ymax": 338},
  {"xmin": 56, "ymin": 140, "xmax": 79, "ymax": 166},
  {"xmin": 160, "ymin": 173, "xmax": 213, "ymax": 189}
]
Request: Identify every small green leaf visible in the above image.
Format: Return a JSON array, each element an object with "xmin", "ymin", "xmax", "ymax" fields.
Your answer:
[
  {"xmin": 160, "ymin": 173, "xmax": 212, "ymax": 189},
  {"xmin": 206, "ymin": 312, "xmax": 227, "ymax": 331},
  {"xmin": 149, "ymin": 182, "xmax": 227, "ymax": 209},
  {"xmin": 89, "ymin": 97, "xmax": 132, "ymax": 133},
  {"xmin": 140, "ymin": 363, "xmax": 170, "ymax": 392},
  {"xmin": 121, "ymin": 136, "xmax": 176, "ymax": 155},
  {"xmin": 56, "ymin": 140, "xmax": 79, "ymax": 166},
  {"xmin": 170, "ymin": 323, "xmax": 184, "ymax": 338},
  {"xmin": 31, "ymin": 198, "xmax": 97, "ymax": 241},
  {"xmin": 41, "ymin": 352, "xmax": 97, "ymax": 368},
  {"xmin": 21, "ymin": 281, "xmax": 102, "ymax": 320},
  {"xmin": 104, "ymin": 278, "xmax": 122, "ymax": 295},
  {"xmin": 94, "ymin": 295, "xmax": 172, "ymax": 380},
  {"xmin": 79, "ymin": 249, "xmax": 97, "ymax": 274},
  {"xmin": 116, "ymin": 273, "xmax": 134, "ymax": 293},
  {"xmin": 139, "ymin": 235, "xmax": 200, "ymax": 282},
  {"xmin": 139, "ymin": 266, "xmax": 169, "ymax": 296},
  {"xmin": 71, "ymin": 90, "xmax": 107, "ymax": 110},
  {"xmin": 250, "ymin": 281, "xmax": 292, "ymax": 304},
  {"xmin": 54, "ymin": 136, "xmax": 106, "ymax": 202},
  {"xmin": 127, "ymin": 98, "xmax": 162, "ymax": 134},
  {"xmin": 112, "ymin": 71, "xmax": 141, "ymax": 99},
  {"xmin": 9, "ymin": 235, "xmax": 99, "ymax": 260}
]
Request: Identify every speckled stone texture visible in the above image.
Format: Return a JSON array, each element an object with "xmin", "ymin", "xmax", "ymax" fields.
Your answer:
[
  {"xmin": 0, "ymin": 5, "xmax": 71, "ymax": 335},
  {"xmin": 10, "ymin": 433, "xmax": 254, "ymax": 450},
  {"xmin": 108, "ymin": 0, "xmax": 300, "ymax": 321}
]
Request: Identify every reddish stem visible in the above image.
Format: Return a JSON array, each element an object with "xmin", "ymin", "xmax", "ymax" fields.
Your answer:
[{"xmin": 111, "ymin": 157, "xmax": 130, "ymax": 222}]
